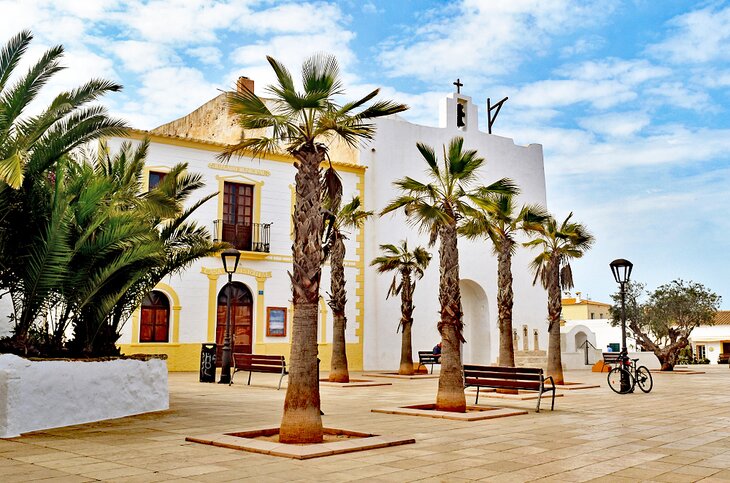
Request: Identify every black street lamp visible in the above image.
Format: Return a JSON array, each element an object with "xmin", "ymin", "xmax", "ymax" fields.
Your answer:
[
  {"xmin": 218, "ymin": 248, "xmax": 241, "ymax": 384},
  {"xmin": 610, "ymin": 258, "xmax": 633, "ymax": 393}
]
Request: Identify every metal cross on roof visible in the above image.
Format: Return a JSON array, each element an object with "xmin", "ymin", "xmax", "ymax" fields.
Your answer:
[{"xmin": 453, "ymin": 78, "xmax": 463, "ymax": 94}]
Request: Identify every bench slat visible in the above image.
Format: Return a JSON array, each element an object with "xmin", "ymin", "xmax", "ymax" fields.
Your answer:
[
  {"xmin": 464, "ymin": 365, "xmax": 542, "ymax": 374},
  {"xmin": 234, "ymin": 355, "xmax": 285, "ymax": 362},
  {"xmin": 464, "ymin": 370, "xmax": 542, "ymax": 381},
  {"xmin": 464, "ymin": 377, "xmax": 542, "ymax": 390},
  {"xmin": 236, "ymin": 365, "xmax": 287, "ymax": 373}
]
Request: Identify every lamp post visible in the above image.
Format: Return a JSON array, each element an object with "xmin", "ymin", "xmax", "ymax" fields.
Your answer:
[
  {"xmin": 610, "ymin": 258, "xmax": 633, "ymax": 393},
  {"xmin": 218, "ymin": 248, "xmax": 241, "ymax": 384}
]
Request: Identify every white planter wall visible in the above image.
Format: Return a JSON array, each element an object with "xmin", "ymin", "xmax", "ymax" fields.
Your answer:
[{"xmin": 0, "ymin": 354, "xmax": 168, "ymax": 438}]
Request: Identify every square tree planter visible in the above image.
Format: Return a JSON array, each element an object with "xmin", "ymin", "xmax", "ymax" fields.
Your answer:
[{"xmin": 0, "ymin": 353, "xmax": 168, "ymax": 438}]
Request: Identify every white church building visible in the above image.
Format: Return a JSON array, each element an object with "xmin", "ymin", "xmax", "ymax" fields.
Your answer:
[{"xmin": 46, "ymin": 78, "xmax": 553, "ymax": 371}]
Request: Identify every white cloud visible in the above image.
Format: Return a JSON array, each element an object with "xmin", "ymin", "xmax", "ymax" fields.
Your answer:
[
  {"xmin": 511, "ymin": 58, "xmax": 671, "ymax": 110},
  {"xmin": 643, "ymin": 82, "xmax": 712, "ymax": 111},
  {"xmin": 186, "ymin": 46, "xmax": 223, "ymax": 66},
  {"xmin": 241, "ymin": 2, "xmax": 349, "ymax": 35},
  {"xmin": 362, "ymin": 2, "xmax": 381, "ymax": 14},
  {"xmin": 563, "ymin": 58, "xmax": 670, "ymax": 84},
  {"xmin": 560, "ymin": 35, "xmax": 605, "ymax": 57},
  {"xmin": 378, "ymin": 0, "xmax": 616, "ymax": 82},
  {"xmin": 112, "ymin": 0, "xmax": 253, "ymax": 45},
  {"xmin": 119, "ymin": 66, "xmax": 219, "ymax": 129},
  {"xmin": 109, "ymin": 41, "xmax": 180, "ymax": 73},
  {"xmin": 513, "ymin": 79, "xmax": 637, "ymax": 109},
  {"xmin": 230, "ymin": 30, "xmax": 356, "ymax": 94},
  {"xmin": 520, "ymin": 124, "xmax": 730, "ymax": 176},
  {"xmin": 648, "ymin": 4, "xmax": 730, "ymax": 64},
  {"xmin": 578, "ymin": 112, "xmax": 650, "ymax": 138}
]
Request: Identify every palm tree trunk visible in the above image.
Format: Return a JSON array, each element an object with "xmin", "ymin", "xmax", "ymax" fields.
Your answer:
[
  {"xmin": 279, "ymin": 148, "xmax": 323, "ymax": 443},
  {"xmin": 546, "ymin": 259, "xmax": 564, "ymax": 384},
  {"xmin": 497, "ymin": 242, "xmax": 515, "ymax": 367},
  {"xmin": 436, "ymin": 222, "xmax": 466, "ymax": 412},
  {"xmin": 399, "ymin": 270, "xmax": 414, "ymax": 375},
  {"xmin": 328, "ymin": 234, "xmax": 349, "ymax": 383}
]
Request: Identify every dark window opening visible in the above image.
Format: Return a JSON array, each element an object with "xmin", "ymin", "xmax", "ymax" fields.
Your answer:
[
  {"xmin": 140, "ymin": 290, "xmax": 170, "ymax": 343},
  {"xmin": 148, "ymin": 171, "xmax": 167, "ymax": 189}
]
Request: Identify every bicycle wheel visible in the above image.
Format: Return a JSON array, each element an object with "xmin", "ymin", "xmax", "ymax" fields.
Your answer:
[
  {"xmin": 635, "ymin": 366, "xmax": 653, "ymax": 393},
  {"xmin": 607, "ymin": 367, "xmax": 635, "ymax": 394}
]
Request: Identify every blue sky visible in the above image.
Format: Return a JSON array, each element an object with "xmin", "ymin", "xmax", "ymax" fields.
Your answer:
[{"xmin": 3, "ymin": 0, "xmax": 729, "ymax": 308}]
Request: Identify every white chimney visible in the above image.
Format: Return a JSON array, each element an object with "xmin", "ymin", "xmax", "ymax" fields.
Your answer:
[{"xmin": 575, "ymin": 291, "xmax": 582, "ymax": 303}]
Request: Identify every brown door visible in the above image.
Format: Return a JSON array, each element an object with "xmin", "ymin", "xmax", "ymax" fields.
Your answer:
[
  {"xmin": 140, "ymin": 290, "xmax": 170, "ymax": 342},
  {"xmin": 216, "ymin": 282, "xmax": 253, "ymax": 364},
  {"xmin": 223, "ymin": 182, "xmax": 253, "ymax": 250}
]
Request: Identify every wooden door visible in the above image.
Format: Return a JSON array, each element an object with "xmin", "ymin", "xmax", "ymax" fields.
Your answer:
[
  {"xmin": 223, "ymin": 182, "xmax": 253, "ymax": 250},
  {"xmin": 216, "ymin": 282, "xmax": 253, "ymax": 364}
]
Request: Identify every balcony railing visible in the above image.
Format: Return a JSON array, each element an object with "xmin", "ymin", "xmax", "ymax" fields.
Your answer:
[{"xmin": 213, "ymin": 220, "xmax": 271, "ymax": 252}]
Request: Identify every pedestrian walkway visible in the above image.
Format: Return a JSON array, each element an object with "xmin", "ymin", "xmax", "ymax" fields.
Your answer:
[{"xmin": 1, "ymin": 366, "xmax": 730, "ymax": 482}]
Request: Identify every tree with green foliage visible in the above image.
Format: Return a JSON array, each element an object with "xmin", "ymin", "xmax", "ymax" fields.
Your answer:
[
  {"xmin": 526, "ymin": 213, "xmax": 593, "ymax": 384},
  {"xmin": 323, "ymin": 196, "xmax": 372, "ymax": 383},
  {"xmin": 222, "ymin": 54, "xmax": 407, "ymax": 443},
  {"xmin": 610, "ymin": 279, "xmax": 720, "ymax": 371},
  {"xmin": 461, "ymin": 193, "xmax": 546, "ymax": 367},
  {"xmin": 66, "ymin": 141, "xmax": 225, "ymax": 355},
  {"xmin": 1, "ymin": 138, "xmax": 224, "ymax": 357},
  {"xmin": 382, "ymin": 137, "xmax": 516, "ymax": 411},
  {"xmin": 371, "ymin": 240, "xmax": 431, "ymax": 375},
  {"xmin": 0, "ymin": 30, "xmax": 125, "ymax": 351}
]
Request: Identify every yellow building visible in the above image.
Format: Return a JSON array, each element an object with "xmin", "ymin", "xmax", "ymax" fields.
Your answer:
[{"xmin": 561, "ymin": 292, "xmax": 611, "ymax": 321}]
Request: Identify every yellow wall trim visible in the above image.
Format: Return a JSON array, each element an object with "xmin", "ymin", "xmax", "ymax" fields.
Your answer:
[
  {"xmin": 208, "ymin": 162, "xmax": 270, "ymax": 177},
  {"xmin": 201, "ymin": 266, "xmax": 272, "ymax": 279},
  {"xmin": 123, "ymin": 129, "xmax": 367, "ymax": 173}
]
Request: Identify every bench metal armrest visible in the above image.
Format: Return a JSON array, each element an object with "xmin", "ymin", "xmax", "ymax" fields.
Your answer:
[{"xmin": 542, "ymin": 375, "xmax": 555, "ymax": 391}]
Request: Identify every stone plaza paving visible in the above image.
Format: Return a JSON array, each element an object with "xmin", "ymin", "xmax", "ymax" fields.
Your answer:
[{"xmin": 1, "ymin": 365, "xmax": 730, "ymax": 482}]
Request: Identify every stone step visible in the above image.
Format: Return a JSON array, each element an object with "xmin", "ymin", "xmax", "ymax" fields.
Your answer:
[
  {"xmin": 515, "ymin": 350, "xmax": 547, "ymax": 356},
  {"xmin": 515, "ymin": 356, "xmax": 548, "ymax": 364}
]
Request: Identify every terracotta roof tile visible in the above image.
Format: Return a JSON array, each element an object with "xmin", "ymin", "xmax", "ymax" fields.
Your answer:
[{"xmin": 715, "ymin": 311, "xmax": 730, "ymax": 325}]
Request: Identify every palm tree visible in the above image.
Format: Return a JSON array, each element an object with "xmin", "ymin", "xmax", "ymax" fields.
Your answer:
[
  {"xmin": 526, "ymin": 213, "xmax": 594, "ymax": 384},
  {"xmin": 324, "ymin": 196, "xmax": 372, "ymax": 383},
  {"xmin": 4, "ymin": 139, "xmax": 224, "ymax": 356},
  {"xmin": 461, "ymin": 194, "xmax": 546, "ymax": 367},
  {"xmin": 370, "ymin": 240, "xmax": 431, "ymax": 375},
  {"xmin": 0, "ymin": 30, "xmax": 125, "ymax": 349},
  {"xmin": 0, "ymin": 30, "xmax": 125, "ymax": 189},
  {"xmin": 382, "ymin": 137, "xmax": 516, "ymax": 411},
  {"xmin": 221, "ymin": 54, "xmax": 407, "ymax": 443},
  {"xmin": 67, "ymin": 141, "xmax": 224, "ymax": 355}
]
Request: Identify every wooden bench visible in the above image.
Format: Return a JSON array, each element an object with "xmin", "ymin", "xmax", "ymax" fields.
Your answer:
[
  {"xmin": 602, "ymin": 352, "xmax": 621, "ymax": 367},
  {"xmin": 463, "ymin": 365, "xmax": 556, "ymax": 412},
  {"xmin": 417, "ymin": 351, "xmax": 441, "ymax": 374},
  {"xmin": 231, "ymin": 353, "xmax": 288, "ymax": 389}
]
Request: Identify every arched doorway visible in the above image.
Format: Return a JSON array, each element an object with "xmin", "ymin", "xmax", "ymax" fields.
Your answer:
[
  {"xmin": 216, "ymin": 282, "xmax": 253, "ymax": 364},
  {"xmin": 575, "ymin": 331, "xmax": 588, "ymax": 353},
  {"xmin": 460, "ymin": 279, "xmax": 490, "ymax": 365},
  {"xmin": 140, "ymin": 290, "xmax": 170, "ymax": 343}
]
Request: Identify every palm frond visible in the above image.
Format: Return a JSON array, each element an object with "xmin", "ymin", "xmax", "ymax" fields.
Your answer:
[{"xmin": 0, "ymin": 30, "xmax": 32, "ymax": 93}]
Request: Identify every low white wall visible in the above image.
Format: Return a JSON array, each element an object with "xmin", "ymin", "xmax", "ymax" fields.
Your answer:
[
  {"xmin": 562, "ymin": 349, "xmax": 603, "ymax": 370},
  {"xmin": 0, "ymin": 354, "xmax": 168, "ymax": 438},
  {"xmin": 625, "ymin": 351, "xmax": 661, "ymax": 370},
  {"xmin": 561, "ymin": 350, "xmax": 661, "ymax": 370}
]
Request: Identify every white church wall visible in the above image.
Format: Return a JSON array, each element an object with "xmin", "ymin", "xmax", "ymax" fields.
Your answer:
[{"xmin": 362, "ymin": 93, "xmax": 549, "ymax": 370}]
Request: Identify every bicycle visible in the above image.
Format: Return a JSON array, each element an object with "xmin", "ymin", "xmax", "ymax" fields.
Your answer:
[{"xmin": 607, "ymin": 352, "xmax": 653, "ymax": 394}]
